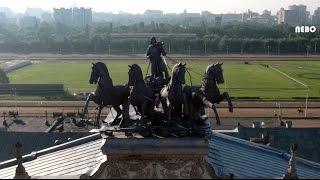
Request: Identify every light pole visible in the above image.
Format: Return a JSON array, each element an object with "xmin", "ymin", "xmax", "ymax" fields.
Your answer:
[
  {"xmin": 267, "ymin": 45, "xmax": 270, "ymax": 56},
  {"xmin": 241, "ymin": 43, "xmax": 244, "ymax": 55},
  {"xmin": 305, "ymin": 92, "xmax": 309, "ymax": 118},
  {"xmin": 306, "ymin": 45, "xmax": 310, "ymax": 57},
  {"xmin": 275, "ymin": 102, "xmax": 282, "ymax": 124},
  {"xmin": 13, "ymin": 88, "xmax": 17, "ymax": 112},
  {"xmin": 204, "ymin": 42, "xmax": 207, "ymax": 54}
]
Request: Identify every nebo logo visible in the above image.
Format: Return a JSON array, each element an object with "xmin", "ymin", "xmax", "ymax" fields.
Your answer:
[{"xmin": 295, "ymin": 26, "xmax": 317, "ymax": 33}]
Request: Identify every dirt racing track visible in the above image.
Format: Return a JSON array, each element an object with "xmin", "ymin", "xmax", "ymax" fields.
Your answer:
[{"xmin": 0, "ymin": 100, "xmax": 320, "ymax": 132}]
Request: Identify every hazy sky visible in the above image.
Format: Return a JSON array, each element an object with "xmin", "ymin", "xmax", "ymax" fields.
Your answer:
[{"xmin": 1, "ymin": 0, "xmax": 320, "ymax": 14}]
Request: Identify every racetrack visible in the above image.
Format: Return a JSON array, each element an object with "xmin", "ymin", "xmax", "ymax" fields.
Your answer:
[
  {"xmin": 7, "ymin": 59, "xmax": 320, "ymax": 99},
  {"xmin": 2, "ymin": 54, "xmax": 320, "ymax": 131}
]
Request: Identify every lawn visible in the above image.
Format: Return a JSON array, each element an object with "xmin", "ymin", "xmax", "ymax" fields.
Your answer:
[{"xmin": 7, "ymin": 59, "xmax": 320, "ymax": 99}]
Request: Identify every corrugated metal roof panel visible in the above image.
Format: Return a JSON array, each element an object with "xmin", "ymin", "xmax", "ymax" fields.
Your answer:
[
  {"xmin": 0, "ymin": 131, "xmax": 320, "ymax": 179},
  {"xmin": 206, "ymin": 132, "xmax": 320, "ymax": 179},
  {"xmin": 0, "ymin": 133, "xmax": 104, "ymax": 179}
]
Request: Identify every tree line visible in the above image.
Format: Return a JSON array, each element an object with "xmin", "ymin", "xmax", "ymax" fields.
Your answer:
[{"xmin": 0, "ymin": 21, "xmax": 319, "ymax": 54}]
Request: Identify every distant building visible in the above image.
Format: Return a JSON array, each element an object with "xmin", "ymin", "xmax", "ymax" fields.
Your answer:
[
  {"xmin": 201, "ymin": 11, "xmax": 212, "ymax": 17},
  {"xmin": 0, "ymin": 12, "xmax": 5, "ymax": 18},
  {"xmin": 312, "ymin": 7, "xmax": 320, "ymax": 25},
  {"xmin": 242, "ymin": 9, "xmax": 276, "ymax": 25},
  {"xmin": 41, "ymin": 12, "xmax": 54, "ymax": 23},
  {"xmin": 277, "ymin": 5, "xmax": 310, "ymax": 26},
  {"xmin": 53, "ymin": 8, "xmax": 72, "ymax": 26},
  {"xmin": 25, "ymin": 8, "xmax": 45, "ymax": 18},
  {"xmin": 0, "ymin": 12, "xmax": 5, "ymax": 24},
  {"xmin": 110, "ymin": 33, "xmax": 197, "ymax": 40},
  {"xmin": 215, "ymin": 16, "xmax": 222, "ymax": 26},
  {"xmin": 144, "ymin": 10, "xmax": 163, "ymax": 17},
  {"xmin": 242, "ymin": 9, "xmax": 259, "ymax": 22},
  {"xmin": 17, "ymin": 14, "xmax": 38, "ymax": 28},
  {"xmin": 0, "ymin": 7, "xmax": 14, "ymax": 17},
  {"xmin": 201, "ymin": 11, "xmax": 215, "ymax": 26},
  {"xmin": 216, "ymin": 13, "xmax": 242, "ymax": 24},
  {"xmin": 180, "ymin": 10, "xmax": 202, "ymax": 27},
  {"xmin": 72, "ymin": 7, "xmax": 92, "ymax": 27}
]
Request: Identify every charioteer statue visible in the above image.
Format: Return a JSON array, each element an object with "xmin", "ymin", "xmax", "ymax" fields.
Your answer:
[{"xmin": 146, "ymin": 37, "xmax": 169, "ymax": 80}]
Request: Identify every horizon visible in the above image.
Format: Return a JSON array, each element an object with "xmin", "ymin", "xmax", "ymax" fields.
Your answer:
[{"xmin": 0, "ymin": 0, "xmax": 320, "ymax": 15}]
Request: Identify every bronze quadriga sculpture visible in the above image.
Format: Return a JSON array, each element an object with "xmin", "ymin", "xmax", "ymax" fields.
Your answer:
[{"xmin": 83, "ymin": 61, "xmax": 233, "ymax": 137}]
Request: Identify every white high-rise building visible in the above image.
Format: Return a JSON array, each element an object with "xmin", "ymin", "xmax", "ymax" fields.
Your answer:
[
  {"xmin": 72, "ymin": 7, "xmax": 92, "ymax": 27},
  {"xmin": 312, "ymin": 7, "xmax": 320, "ymax": 25},
  {"xmin": 277, "ymin": 5, "xmax": 310, "ymax": 26}
]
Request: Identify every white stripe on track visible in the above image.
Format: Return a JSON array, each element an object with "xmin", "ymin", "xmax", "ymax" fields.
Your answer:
[{"xmin": 268, "ymin": 65, "xmax": 309, "ymax": 89}]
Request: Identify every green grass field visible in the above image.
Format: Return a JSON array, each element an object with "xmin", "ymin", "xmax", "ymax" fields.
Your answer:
[{"xmin": 8, "ymin": 60, "xmax": 320, "ymax": 99}]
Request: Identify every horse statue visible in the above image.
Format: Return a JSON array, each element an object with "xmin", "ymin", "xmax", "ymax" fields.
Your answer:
[
  {"xmin": 184, "ymin": 63, "xmax": 233, "ymax": 126},
  {"xmin": 83, "ymin": 62, "xmax": 130, "ymax": 126},
  {"xmin": 160, "ymin": 62, "xmax": 188, "ymax": 125},
  {"xmin": 128, "ymin": 64, "xmax": 155, "ymax": 125}
]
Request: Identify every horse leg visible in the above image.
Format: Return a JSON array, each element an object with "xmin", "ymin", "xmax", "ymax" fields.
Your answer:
[
  {"xmin": 167, "ymin": 103, "xmax": 173, "ymax": 126},
  {"xmin": 203, "ymin": 98, "xmax": 221, "ymax": 126},
  {"xmin": 120, "ymin": 98, "xmax": 130, "ymax": 128},
  {"xmin": 183, "ymin": 93, "xmax": 189, "ymax": 116},
  {"xmin": 188, "ymin": 103, "xmax": 196, "ymax": 129},
  {"xmin": 155, "ymin": 93, "xmax": 161, "ymax": 108},
  {"xmin": 95, "ymin": 105, "xmax": 103, "ymax": 127},
  {"xmin": 212, "ymin": 104, "xmax": 221, "ymax": 126},
  {"xmin": 221, "ymin": 92, "xmax": 233, "ymax": 113},
  {"xmin": 161, "ymin": 98, "xmax": 168, "ymax": 117},
  {"xmin": 140, "ymin": 101, "xmax": 147, "ymax": 125},
  {"xmin": 110, "ymin": 106, "xmax": 122, "ymax": 126},
  {"xmin": 83, "ymin": 94, "xmax": 94, "ymax": 114}
]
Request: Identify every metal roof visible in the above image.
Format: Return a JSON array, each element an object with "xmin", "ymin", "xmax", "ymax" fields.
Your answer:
[
  {"xmin": 206, "ymin": 132, "xmax": 320, "ymax": 179},
  {"xmin": 0, "ymin": 132, "xmax": 93, "ymax": 162},
  {"xmin": 0, "ymin": 133, "xmax": 103, "ymax": 179},
  {"xmin": 0, "ymin": 130, "xmax": 320, "ymax": 179}
]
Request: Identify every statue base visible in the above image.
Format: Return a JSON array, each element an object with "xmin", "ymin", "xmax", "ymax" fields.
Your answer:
[{"xmin": 85, "ymin": 133, "xmax": 216, "ymax": 179}]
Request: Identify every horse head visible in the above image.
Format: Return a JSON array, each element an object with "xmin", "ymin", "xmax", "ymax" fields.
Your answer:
[
  {"xmin": 90, "ymin": 62, "xmax": 110, "ymax": 84},
  {"xmin": 128, "ymin": 64, "xmax": 143, "ymax": 86},
  {"xmin": 170, "ymin": 62, "xmax": 186, "ymax": 85},
  {"xmin": 205, "ymin": 63, "xmax": 224, "ymax": 84}
]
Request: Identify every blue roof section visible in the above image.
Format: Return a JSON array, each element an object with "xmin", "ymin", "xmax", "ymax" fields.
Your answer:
[{"xmin": 206, "ymin": 132, "xmax": 320, "ymax": 179}]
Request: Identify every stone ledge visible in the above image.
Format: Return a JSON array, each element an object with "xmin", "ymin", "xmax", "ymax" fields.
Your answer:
[{"xmin": 101, "ymin": 135, "xmax": 209, "ymax": 158}]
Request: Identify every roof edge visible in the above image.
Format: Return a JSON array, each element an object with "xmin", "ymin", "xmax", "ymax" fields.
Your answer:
[
  {"xmin": 0, "ymin": 133, "xmax": 101, "ymax": 170},
  {"xmin": 210, "ymin": 132, "xmax": 320, "ymax": 170}
]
